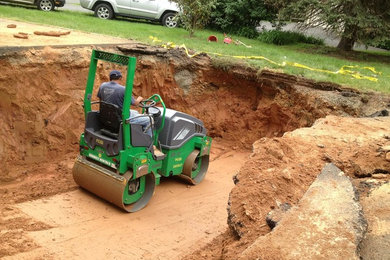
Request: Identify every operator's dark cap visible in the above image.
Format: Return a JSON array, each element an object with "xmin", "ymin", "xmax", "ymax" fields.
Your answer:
[{"xmin": 109, "ymin": 70, "xmax": 122, "ymax": 79}]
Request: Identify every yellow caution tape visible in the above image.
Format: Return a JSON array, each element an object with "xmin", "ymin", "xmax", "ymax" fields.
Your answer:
[
  {"xmin": 149, "ymin": 36, "xmax": 162, "ymax": 43},
  {"xmin": 149, "ymin": 36, "xmax": 385, "ymax": 82},
  {"xmin": 363, "ymin": 66, "xmax": 382, "ymax": 75},
  {"xmin": 337, "ymin": 66, "xmax": 379, "ymax": 82}
]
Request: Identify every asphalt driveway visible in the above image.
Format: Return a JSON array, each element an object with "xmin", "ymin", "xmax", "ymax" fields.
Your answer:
[{"xmin": 62, "ymin": 0, "xmax": 90, "ymax": 13}]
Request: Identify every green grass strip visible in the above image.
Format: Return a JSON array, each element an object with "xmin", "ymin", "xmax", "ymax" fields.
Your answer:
[{"xmin": 1, "ymin": 4, "xmax": 389, "ymax": 93}]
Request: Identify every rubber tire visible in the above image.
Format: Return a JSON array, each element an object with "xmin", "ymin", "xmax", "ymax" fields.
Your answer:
[
  {"xmin": 161, "ymin": 12, "xmax": 178, "ymax": 28},
  {"xmin": 94, "ymin": 3, "xmax": 114, "ymax": 20},
  {"xmin": 37, "ymin": 0, "xmax": 54, "ymax": 11}
]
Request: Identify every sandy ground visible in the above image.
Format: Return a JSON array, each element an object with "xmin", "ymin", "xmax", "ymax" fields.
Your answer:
[
  {"xmin": 0, "ymin": 21, "xmax": 253, "ymax": 257},
  {"xmin": 1, "ymin": 18, "xmax": 390, "ymax": 260},
  {"xmin": 2, "ymin": 142, "xmax": 250, "ymax": 259},
  {"xmin": 0, "ymin": 18, "xmax": 131, "ymax": 47}
]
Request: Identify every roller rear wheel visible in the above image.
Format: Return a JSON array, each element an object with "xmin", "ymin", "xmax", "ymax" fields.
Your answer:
[{"xmin": 181, "ymin": 150, "xmax": 209, "ymax": 185}]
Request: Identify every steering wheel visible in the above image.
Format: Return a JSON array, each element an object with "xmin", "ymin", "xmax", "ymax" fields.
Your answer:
[{"xmin": 138, "ymin": 99, "xmax": 156, "ymax": 109}]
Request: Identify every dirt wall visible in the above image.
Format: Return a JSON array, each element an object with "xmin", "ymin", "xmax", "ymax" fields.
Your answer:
[
  {"xmin": 1, "ymin": 45, "xmax": 389, "ymax": 183},
  {"xmin": 1, "ymin": 44, "xmax": 390, "ymax": 259}
]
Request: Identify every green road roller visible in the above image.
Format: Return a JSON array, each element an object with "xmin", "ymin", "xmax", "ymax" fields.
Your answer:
[{"xmin": 72, "ymin": 50, "xmax": 212, "ymax": 212}]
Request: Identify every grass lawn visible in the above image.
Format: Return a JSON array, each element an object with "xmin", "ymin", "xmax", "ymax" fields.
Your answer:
[{"xmin": 1, "ymin": 4, "xmax": 389, "ymax": 93}]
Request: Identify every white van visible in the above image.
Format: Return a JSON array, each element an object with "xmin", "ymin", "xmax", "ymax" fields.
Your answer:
[{"xmin": 80, "ymin": 0, "xmax": 180, "ymax": 28}]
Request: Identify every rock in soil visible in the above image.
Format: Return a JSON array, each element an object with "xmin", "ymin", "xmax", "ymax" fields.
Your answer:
[
  {"xmin": 265, "ymin": 203, "xmax": 291, "ymax": 229},
  {"xmin": 239, "ymin": 163, "xmax": 367, "ymax": 260}
]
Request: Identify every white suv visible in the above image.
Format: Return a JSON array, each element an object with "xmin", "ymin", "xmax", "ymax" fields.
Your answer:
[{"xmin": 80, "ymin": 0, "xmax": 180, "ymax": 28}]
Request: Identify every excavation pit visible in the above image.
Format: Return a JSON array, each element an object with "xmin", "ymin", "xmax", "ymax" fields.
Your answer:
[{"xmin": 0, "ymin": 45, "xmax": 389, "ymax": 259}]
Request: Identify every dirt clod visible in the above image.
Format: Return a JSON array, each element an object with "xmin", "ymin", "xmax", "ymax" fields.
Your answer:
[
  {"xmin": 33, "ymin": 31, "xmax": 71, "ymax": 37},
  {"xmin": 13, "ymin": 33, "xmax": 28, "ymax": 39}
]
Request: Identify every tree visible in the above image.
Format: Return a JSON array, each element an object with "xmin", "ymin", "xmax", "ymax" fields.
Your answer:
[
  {"xmin": 171, "ymin": 0, "xmax": 216, "ymax": 37},
  {"xmin": 208, "ymin": 0, "xmax": 277, "ymax": 38},
  {"xmin": 267, "ymin": 0, "xmax": 390, "ymax": 51}
]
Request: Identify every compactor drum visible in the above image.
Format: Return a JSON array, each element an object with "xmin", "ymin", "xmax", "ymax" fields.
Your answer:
[{"xmin": 72, "ymin": 50, "xmax": 212, "ymax": 212}]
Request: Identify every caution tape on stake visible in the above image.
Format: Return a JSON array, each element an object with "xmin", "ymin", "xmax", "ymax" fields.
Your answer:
[{"xmin": 150, "ymin": 36, "xmax": 385, "ymax": 82}]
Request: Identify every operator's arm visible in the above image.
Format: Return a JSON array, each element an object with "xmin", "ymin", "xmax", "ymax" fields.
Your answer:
[
  {"xmin": 131, "ymin": 96, "xmax": 143, "ymax": 106},
  {"xmin": 97, "ymin": 85, "xmax": 103, "ymax": 99}
]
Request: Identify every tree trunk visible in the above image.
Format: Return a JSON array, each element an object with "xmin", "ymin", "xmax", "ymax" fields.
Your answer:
[
  {"xmin": 337, "ymin": 36, "xmax": 355, "ymax": 51},
  {"xmin": 189, "ymin": 18, "xmax": 197, "ymax": 38},
  {"xmin": 337, "ymin": 24, "xmax": 358, "ymax": 51},
  {"xmin": 189, "ymin": 29, "xmax": 194, "ymax": 37}
]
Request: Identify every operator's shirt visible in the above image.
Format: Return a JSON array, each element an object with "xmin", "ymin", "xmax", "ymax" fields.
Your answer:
[{"xmin": 97, "ymin": 81, "xmax": 135, "ymax": 109}]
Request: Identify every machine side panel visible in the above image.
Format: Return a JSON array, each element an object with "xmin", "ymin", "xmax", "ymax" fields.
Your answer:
[{"xmin": 156, "ymin": 108, "xmax": 207, "ymax": 149}]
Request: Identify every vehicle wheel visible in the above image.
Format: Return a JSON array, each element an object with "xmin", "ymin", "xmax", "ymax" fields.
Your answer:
[
  {"xmin": 94, "ymin": 3, "xmax": 114, "ymax": 20},
  {"xmin": 161, "ymin": 12, "xmax": 178, "ymax": 28},
  {"xmin": 181, "ymin": 150, "xmax": 210, "ymax": 185},
  {"xmin": 122, "ymin": 173, "xmax": 155, "ymax": 212},
  {"xmin": 37, "ymin": 0, "xmax": 54, "ymax": 11}
]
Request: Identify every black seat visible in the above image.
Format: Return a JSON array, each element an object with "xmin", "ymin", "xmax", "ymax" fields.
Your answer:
[
  {"xmin": 90, "ymin": 101, "xmax": 153, "ymax": 150},
  {"xmin": 99, "ymin": 102, "xmax": 122, "ymax": 138}
]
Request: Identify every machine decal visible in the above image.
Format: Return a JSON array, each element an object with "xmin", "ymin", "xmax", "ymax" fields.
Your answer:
[
  {"xmin": 170, "ymin": 151, "xmax": 181, "ymax": 157},
  {"xmin": 173, "ymin": 128, "xmax": 190, "ymax": 141},
  {"xmin": 88, "ymin": 153, "xmax": 116, "ymax": 168},
  {"xmin": 173, "ymin": 163, "xmax": 183, "ymax": 168}
]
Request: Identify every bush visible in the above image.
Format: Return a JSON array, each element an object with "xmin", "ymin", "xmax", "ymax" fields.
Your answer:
[
  {"xmin": 171, "ymin": 0, "xmax": 216, "ymax": 37},
  {"xmin": 208, "ymin": 0, "xmax": 276, "ymax": 38},
  {"xmin": 258, "ymin": 30, "xmax": 324, "ymax": 46},
  {"xmin": 235, "ymin": 27, "xmax": 259, "ymax": 39},
  {"xmin": 374, "ymin": 39, "xmax": 390, "ymax": 50}
]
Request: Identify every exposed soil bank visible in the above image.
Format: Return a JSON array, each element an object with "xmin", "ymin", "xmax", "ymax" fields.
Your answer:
[
  {"xmin": 0, "ymin": 44, "xmax": 389, "ymax": 258},
  {"xmin": 1, "ymin": 44, "xmax": 388, "ymax": 184},
  {"xmin": 185, "ymin": 115, "xmax": 390, "ymax": 259},
  {"xmin": 239, "ymin": 163, "xmax": 367, "ymax": 260}
]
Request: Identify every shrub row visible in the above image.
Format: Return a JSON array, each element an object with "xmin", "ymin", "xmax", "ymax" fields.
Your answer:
[{"xmin": 257, "ymin": 30, "xmax": 324, "ymax": 46}]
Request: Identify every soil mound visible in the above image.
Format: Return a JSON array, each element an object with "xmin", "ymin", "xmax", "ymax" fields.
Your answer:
[{"xmin": 185, "ymin": 115, "xmax": 390, "ymax": 259}]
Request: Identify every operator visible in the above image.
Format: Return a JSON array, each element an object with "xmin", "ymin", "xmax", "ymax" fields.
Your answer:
[{"xmin": 97, "ymin": 70, "xmax": 152, "ymax": 137}]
